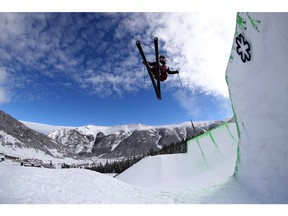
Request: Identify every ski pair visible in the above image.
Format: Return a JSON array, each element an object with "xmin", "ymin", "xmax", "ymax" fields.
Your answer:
[{"xmin": 136, "ymin": 37, "xmax": 161, "ymax": 100}]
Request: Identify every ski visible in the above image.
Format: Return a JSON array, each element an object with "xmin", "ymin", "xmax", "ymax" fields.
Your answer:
[
  {"xmin": 136, "ymin": 40, "xmax": 161, "ymax": 100},
  {"xmin": 154, "ymin": 37, "xmax": 161, "ymax": 98}
]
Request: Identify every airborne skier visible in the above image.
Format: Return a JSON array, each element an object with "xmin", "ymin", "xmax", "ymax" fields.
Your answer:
[
  {"xmin": 145, "ymin": 55, "xmax": 179, "ymax": 81},
  {"xmin": 136, "ymin": 37, "xmax": 180, "ymax": 100}
]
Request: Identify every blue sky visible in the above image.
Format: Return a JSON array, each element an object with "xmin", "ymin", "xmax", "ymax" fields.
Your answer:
[{"xmin": 0, "ymin": 11, "xmax": 236, "ymax": 126}]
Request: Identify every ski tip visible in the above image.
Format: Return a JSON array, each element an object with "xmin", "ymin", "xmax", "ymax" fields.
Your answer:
[
  {"xmin": 136, "ymin": 40, "xmax": 140, "ymax": 45},
  {"xmin": 154, "ymin": 37, "xmax": 158, "ymax": 41}
]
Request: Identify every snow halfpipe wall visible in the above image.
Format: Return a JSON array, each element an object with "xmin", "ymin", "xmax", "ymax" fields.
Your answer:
[
  {"xmin": 226, "ymin": 13, "xmax": 288, "ymax": 203},
  {"xmin": 116, "ymin": 122, "xmax": 238, "ymax": 190}
]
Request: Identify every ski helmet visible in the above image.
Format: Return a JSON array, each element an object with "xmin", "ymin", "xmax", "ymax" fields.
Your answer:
[{"xmin": 160, "ymin": 55, "xmax": 166, "ymax": 65}]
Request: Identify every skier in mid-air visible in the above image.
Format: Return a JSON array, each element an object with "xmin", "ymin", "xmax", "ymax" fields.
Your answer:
[
  {"xmin": 136, "ymin": 38, "xmax": 182, "ymax": 99},
  {"xmin": 144, "ymin": 55, "xmax": 179, "ymax": 81}
]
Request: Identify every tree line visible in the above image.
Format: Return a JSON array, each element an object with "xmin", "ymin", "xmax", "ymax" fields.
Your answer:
[
  {"xmin": 85, "ymin": 139, "xmax": 187, "ymax": 174},
  {"xmin": 86, "ymin": 156, "xmax": 142, "ymax": 174},
  {"xmin": 147, "ymin": 140, "xmax": 186, "ymax": 156}
]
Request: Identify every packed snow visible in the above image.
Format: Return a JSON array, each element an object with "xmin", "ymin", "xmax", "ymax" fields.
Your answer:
[
  {"xmin": 20, "ymin": 121, "xmax": 76, "ymax": 135},
  {"xmin": 226, "ymin": 13, "xmax": 288, "ymax": 203},
  {"xmin": 0, "ymin": 123, "xmax": 272, "ymax": 204},
  {"xmin": 116, "ymin": 123, "xmax": 237, "ymax": 190},
  {"xmin": 0, "ymin": 161, "xmax": 263, "ymax": 204}
]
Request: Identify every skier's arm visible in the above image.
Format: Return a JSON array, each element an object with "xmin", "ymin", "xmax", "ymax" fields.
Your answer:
[{"xmin": 167, "ymin": 67, "xmax": 179, "ymax": 74}]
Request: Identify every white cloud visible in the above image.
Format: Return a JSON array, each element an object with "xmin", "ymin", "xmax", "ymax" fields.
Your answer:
[
  {"xmin": 173, "ymin": 88, "xmax": 233, "ymax": 121},
  {"xmin": 135, "ymin": 13, "xmax": 236, "ymax": 98},
  {"xmin": 0, "ymin": 67, "xmax": 10, "ymax": 104},
  {"xmin": 124, "ymin": 12, "xmax": 237, "ymax": 119},
  {"xmin": 0, "ymin": 12, "xmax": 236, "ymax": 104},
  {"xmin": 82, "ymin": 70, "xmax": 141, "ymax": 98},
  {"xmin": 0, "ymin": 68, "xmax": 7, "ymax": 83}
]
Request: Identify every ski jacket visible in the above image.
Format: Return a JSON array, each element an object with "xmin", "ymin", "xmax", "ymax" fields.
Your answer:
[
  {"xmin": 147, "ymin": 61, "xmax": 178, "ymax": 81},
  {"xmin": 147, "ymin": 62, "xmax": 178, "ymax": 74}
]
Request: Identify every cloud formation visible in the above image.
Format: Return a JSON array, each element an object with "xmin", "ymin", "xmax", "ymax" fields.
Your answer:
[
  {"xmin": 137, "ymin": 13, "xmax": 236, "ymax": 97},
  {"xmin": 0, "ymin": 12, "xmax": 236, "ymax": 106},
  {"xmin": 0, "ymin": 67, "xmax": 9, "ymax": 103}
]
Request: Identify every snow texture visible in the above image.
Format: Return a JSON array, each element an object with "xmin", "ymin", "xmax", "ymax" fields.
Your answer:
[
  {"xmin": 226, "ymin": 13, "xmax": 288, "ymax": 203},
  {"xmin": 0, "ymin": 122, "xmax": 269, "ymax": 204},
  {"xmin": 116, "ymin": 123, "xmax": 237, "ymax": 190}
]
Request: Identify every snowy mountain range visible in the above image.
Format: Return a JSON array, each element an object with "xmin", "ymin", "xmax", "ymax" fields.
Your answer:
[
  {"xmin": 47, "ymin": 122, "xmax": 203, "ymax": 159},
  {"xmin": 0, "ymin": 110, "xmax": 77, "ymax": 161},
  {"xmin": 0, "ymin": 110, "xmax": 226, "ymax": 162}
]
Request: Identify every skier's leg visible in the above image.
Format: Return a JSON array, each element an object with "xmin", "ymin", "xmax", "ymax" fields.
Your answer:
[{"xmin": 160, "ymin": 73, "xmax": 167, "ymax": 81}]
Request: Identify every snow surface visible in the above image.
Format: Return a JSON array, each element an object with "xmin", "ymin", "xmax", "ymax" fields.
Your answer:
[
  {"xmin": 0, "ymin": 160, "xmax": 262, "ymax": 204},
  {"xmin": 1, "ymin": 13, "xmax": 288, "ymax": 207},
  {"xmin": 116, "ymin": 123, "xmax": 238, "ymax": 190},
  {"xmin": 226, "ymin": 13, "xmax": 288, "ymax": 203},
  {"xmin": 20, "ymin": 121, "xmax": 76, "ymax": 135},
  {"xmin": 0, "ymin": 123, "xmax": 270, "ymax": 204}
]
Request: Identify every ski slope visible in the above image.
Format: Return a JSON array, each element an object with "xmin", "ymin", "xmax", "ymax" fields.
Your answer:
[
  {"xmin": 116, "ymin": 123, "xmax": 237, "ymax": 190},
  {"xmin": 0, "ymin": 122, "xmax": 270, "ymax": 204}
]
